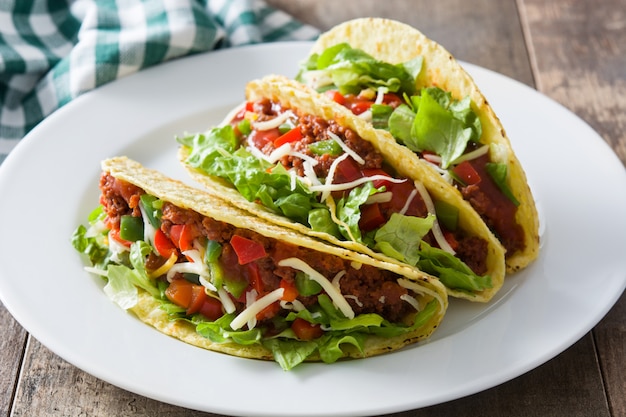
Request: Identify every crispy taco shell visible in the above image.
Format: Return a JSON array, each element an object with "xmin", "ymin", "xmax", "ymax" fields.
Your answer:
[
  {"xmin": 103, "ymin": 157, "xmax": 448, "ymax": 365},
  {"xmin": 179, "ymin": 75, "xmax": 506, "ymax": 302},
  {"xmin": 309, "ymin": 18, "xmax": 540, "ymax": 272}
]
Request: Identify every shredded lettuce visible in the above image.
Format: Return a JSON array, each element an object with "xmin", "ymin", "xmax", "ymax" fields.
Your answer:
[
  {"xmin": 374, "ymin": 213, "xmax": 435, "ymax": 265},
  {"xmin": 296, "ymin": 43, "xmax": 422, "ymax": 96},
  {"xmin": 417, "ymin": 242, "xmax": 493, "ymax": 292},
  {"xmin": 335, "ymin": 182, "xmax": 381, "ymax": 242}
]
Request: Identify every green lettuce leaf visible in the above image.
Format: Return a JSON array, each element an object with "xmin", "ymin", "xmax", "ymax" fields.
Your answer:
[
  {"xmin": 374, "ymin": 213, "xmax": 435, "ymax": 265},
  {"xmin": 417, "ymin": 241, "xmax": 493, "ymax": 292},
  {"xmin": 336, "ymin": 182, "xmax": 381, "ymax": 242},
  {"xmin": 297, "ymin": 43, "xmax": 421, "ymax": 95}
]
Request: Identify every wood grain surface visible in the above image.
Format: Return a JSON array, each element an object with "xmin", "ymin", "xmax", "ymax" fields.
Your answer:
[{"xmin": 2, "ymin": 0, "xmax": 624, "ymax": 416}]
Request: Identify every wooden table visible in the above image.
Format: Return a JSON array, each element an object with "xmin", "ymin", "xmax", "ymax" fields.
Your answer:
[{"xmin": 2, "ymin": 0, "xmax": 624, "ymax": 415}]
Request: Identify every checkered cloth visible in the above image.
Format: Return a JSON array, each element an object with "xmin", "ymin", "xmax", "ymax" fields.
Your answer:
[{"xmin": 0, "ymin": 0, "xmax": 319, "ymax": 164}]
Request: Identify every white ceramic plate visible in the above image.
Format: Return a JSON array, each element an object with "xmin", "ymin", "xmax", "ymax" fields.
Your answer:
[{"xmin": 0, "ymin": 42, "xmax": 625, "ymax": 417}]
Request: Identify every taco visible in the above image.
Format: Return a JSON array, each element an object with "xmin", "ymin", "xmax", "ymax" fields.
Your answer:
[
  {"xmin": 72, "ymin": 156, "xmax": 448, "ymax": 370},
  {"xmin": 177, "ymin": 75, "xmax": 506, "ymax": 302},
  {"xmin": 295, "ymin": 18, "xmax": 540, "ymax": 273}
]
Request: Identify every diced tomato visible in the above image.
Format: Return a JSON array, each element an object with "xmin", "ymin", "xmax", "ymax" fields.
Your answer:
[
  {"xmin": 383, "ymin": 180, "xmax": 427, "ymax": 217},
  {"xmin": 452, "ymin": 161, "xmax": 481, "ymax": 185},
  {"xmin": 186, "ymin": 284, "xmax": 208, "ymax": 315},
  {"xmin": 273, "ymin": 127, "xmax": 303, "ymax": 147},
  {"xmin": 350, "ymin": 100, "xmax": 372, "ymax": 115},
  {"xmin": 169, "ymin": 224, "xmax": 195, "ymax": 252},
  {"xmin": 154, "ymin": 229, "xmax": 178, "ymax": 258},
  {"xmin": 325, "ymin": 90, "xmax": 346, "ymax": 105},
  {"xmin": 256, "ymin": 301, "xmax": 281, "ymax": 321},
  {"xmin": 362, "ymin": 168, "xmax": 392, "ymax": 189},
  {"xmin": 291, "ymin": 318, "xmax": 324, "ymax": 341},
  {"xmin": 279, "ymin": 279, "xmax": 299, "ymax": 302},
  {"xmin": 246, "ymin": 262, "xmax": 265, "ymax": 294},
  {"xmin": 249, "ymin": 128, "xmax": 281, "ymax": 150},
  {"xmin": 382, "ymin": 93, "xmax": 403, "ymax": 107},
  {"xmin": 359, "ymin": 203, "xmax": 386, "ymax": 232},
  {"xmin": 245, "ymin": 101, "xmax": 254, "ymax": 112},
  {"xmin": 335, "ymin": 156, "xmax": 363, "ymax": 184},
  {"xmin": 165, "ymin": 279, "xmax": 195, "ymax": 309},
  {"xmin": 198, "ymin": 297, "xmax": 223, "ymax": 321},
  {"xmin": 230, "ymin": 235, "xmax": 267, "ymax": 265}
]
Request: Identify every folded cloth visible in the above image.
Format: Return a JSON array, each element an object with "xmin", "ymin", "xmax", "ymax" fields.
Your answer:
[{"xmin": 0, "ymin": 0, "xmax": 319, "ymax": 164}]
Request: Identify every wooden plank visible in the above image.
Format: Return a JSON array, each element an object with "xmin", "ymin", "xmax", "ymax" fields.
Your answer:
[
  {"xmin": 10, "ymin": 337, "xmax": 217, "ymax": 417},
  {"xmin": 266, "ymin": 0, "xmax": 535, "ymax": 85},
  {"xmin": 520, "ymin": 1, "xmax": 626, "ymax": 415},
  {"xmin": 519, "ymin": 0, "xmax": 626, "ymax": 163},
  {"xmin": 0, "ymin": 304, "xmax": 28, "ymax": 417},
  {"xmin": 391, "ymin": 334, "xmax": 610, "ymax": 417}
]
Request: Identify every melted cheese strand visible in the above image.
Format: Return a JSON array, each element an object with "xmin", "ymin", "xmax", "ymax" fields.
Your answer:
[
  {"xmin": 278, "ymin": 258, "xmax": 355, "ymax": 319},
  {"xmin": 230, "ymin": 288, "xmax": 284, "ymax": 330},
  {"xmin": 413, "ymin": 181, "xmax": 456, "ymax": 255}
]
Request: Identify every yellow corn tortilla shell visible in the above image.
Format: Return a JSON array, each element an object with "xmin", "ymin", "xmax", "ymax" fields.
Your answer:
[
  {"xmin": 310, "ymin": 18, "xmax": 540, "ymax": 273},
  {"xmin": 179, "ymin": 75, "xmax": 506, "ymax": 302},
  {"xmin": 103, "ymin": 156, "xmax": 448, "ymax": 364}
]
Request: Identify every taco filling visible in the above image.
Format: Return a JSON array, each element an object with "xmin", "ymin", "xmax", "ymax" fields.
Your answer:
[
  {"xmin": 296, "ymin": 42, "xmax": 526, "ymax": 258},
  {"xmin": 73, "ymin": 161, "xmax": 446, "ymax": 370},
  {"xmin": 179, "ymin": 98, "xmax": 493, "ymax": 293}
]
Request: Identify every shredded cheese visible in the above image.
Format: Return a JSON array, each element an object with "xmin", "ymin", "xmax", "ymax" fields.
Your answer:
[
  {"xmin": 218, "ymin": 288, "xmax": 236, "ymax": 314},
  {"xmin": 365, "ymin": 191, "xmax": 392, "ymax": 205},
  {"xmin": 230, "ymin": 288, "xmax": 284, "ymax": 330},
  {"xmin": 147, "ymin": 253, "xmax": 178, "ymax": 279},
  {"xmin": 397, "ymin": 278, "xmax": 446, "ymax": 312},
  {"xmin": 345, "ymin": 294, "xmax": 363, "ymax": 307},
  {"xmin": 332, "ymin": 270, "xmax": 346, "ymax": 288},
  {"xmin": 327, "ymin": 131, "xmax": 365, "ymax": 165},
  {"xmin": 398, "ymin": 189, "xmax": 418, "ymax": 215},
  {"xmin": 451, "ymin": 145, "xmax": 489, "ymax": 165},
  {"xmin": 309, "ymin": 174, "xmax": 405, "ymax": 193},
  {"xmin": 252, "ymin": 111, "xmax": 293, "ymax": 131},
  {"xmin": 320, "ymin": 152, "xmax": 350, "ymax": 203},
  {"xmin": 400, "ymin": 293, "xmax": 422, "ymax": 311},
  {"xmin": 278, "ymin": 258, "xmax": 355, "ymax": 319},
  {"xmin": 413, "ymin": 181, "xmax": 456, "ymax": 255}
]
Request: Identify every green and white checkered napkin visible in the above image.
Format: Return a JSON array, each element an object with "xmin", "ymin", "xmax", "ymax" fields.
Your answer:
[{"xmin": 0, "ymin": 0, "xmax": 319, "ymax": 164}]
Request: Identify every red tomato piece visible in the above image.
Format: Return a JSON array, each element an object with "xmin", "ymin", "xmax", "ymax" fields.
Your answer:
[
  {"xmin": 154, "ymin": 229, "xmax": 178, "ymax": 258},
  {"xmin": 256, "ymin": 301, "xmax": 281, "ymax": 321},
  {"xmin": 335, "ymin": 156, "xmax": 363, "ymax": 184},
  {"xmin": 291, "ymin": 318, "xmax": 324, "ymax": 341},
  {"xmin": 186, "ymin": 284, "xmax": 208, "ymax": 315},
  {"xmin": 249, "ymin": 128, "xmax": 281, "ymax": 150},
  {"xmin": 452, "ymin": 161, "xmax": 482, "ymax": 185},
  {"xmin": 382, "ymin": 93, "xmax": 403, "ymax": 107},
  {"xmin": 169, "ymin": 224, "xmax": 195, "ymax": 252},
  {"xmin": 230, "ymin": 235, "xmax": 267, "ymax": 265},
  {"xmin": 362, "ymin": 168, "xmax": 392, "ymax": 189},
  {"xmin": 279, "ymin": 279, "xmax": 299, "ymax": 302},
  {"xmin": 165, "ymin": 279, "xmax": 194, "ymax": 309},
  {"xmin": 198, "ymin": 297, "xmax": 223, "ymax": 321},
  {"xmin": 273, "ymin": 127, "xmax": 303, "ymax": 147},
  {"xmin": 246, "ymin": 262, "xmax": 265, "ymax": 294},
  {"xmin": 350, "ymin": 100, "xmax": 373, "ymax": 115},
  {"xmin": 359, "ymin": 203, "xmax": 386, "ymax": 232},
  {"xmin": 325, "ymin": 90, "xmax": 346, "ymax": 105}
]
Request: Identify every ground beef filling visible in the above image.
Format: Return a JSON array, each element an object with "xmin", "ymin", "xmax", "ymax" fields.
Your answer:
[
  {"xmin": 457, "ymin": 154, "xmax": 526, "ymax": 257},
  {"xmin": 98, "ymin": 174, "xmax": 415, "ymax": 323}
]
